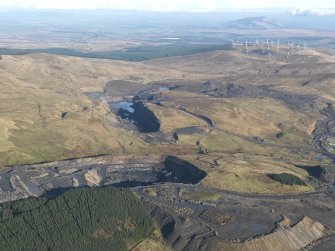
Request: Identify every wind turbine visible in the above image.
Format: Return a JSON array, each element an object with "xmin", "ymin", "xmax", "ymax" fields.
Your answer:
[
  {"xmin": 261, "ymin": 41, "xmax": 265, "ymax": 54},
  {"xmin": 276, "ymin": 40, "xmax": 280, "ymax": 54}
]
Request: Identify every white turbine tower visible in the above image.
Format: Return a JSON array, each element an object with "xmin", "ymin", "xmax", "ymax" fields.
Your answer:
[
  {"xmin": 261, "ymin": 41, "xmax": 265, "ymax": 54},
  {"xmin": 255, "ymin": 39, "xmax": 259, "ymax": 45}
]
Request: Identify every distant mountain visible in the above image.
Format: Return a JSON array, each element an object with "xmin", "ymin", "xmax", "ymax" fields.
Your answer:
[{"xmin": 223, "ymin": 16, "xmax": 284, "ymax": 29}]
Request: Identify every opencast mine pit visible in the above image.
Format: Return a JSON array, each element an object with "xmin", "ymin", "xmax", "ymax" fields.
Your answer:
[
  {"xmin": 2, "ymin": 42, "xmax": 335, "ymax": 250},
  {"xmin": 216, "ymin": 216, "xmax": 329, "ymax": 251},
  {"xmin": 136, "ymin": 182, "xmax": 335, "ymax": 251},
  {"xmin": 0, "ymin": 155, "xmax": 206, "ymax": 203},
  {"xmin": 80, "ymin": 77, "xmax": 335, "ymax": 250},
  {"xmin": 2, "ymin": 152, "xmax": 334, "ymax": 250}
]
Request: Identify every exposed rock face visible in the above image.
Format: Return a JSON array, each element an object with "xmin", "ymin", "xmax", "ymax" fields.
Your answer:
[
  {"xmin": 161, "ymin": 156, "xmax": 207, "ymax": 184},
  {"xmin": 216, "ymin": 217, "xmax": 327, "ymax": 251},
  {"xmin": 0, "ymin": 154, "xmax": 206, "ymax": 203}
]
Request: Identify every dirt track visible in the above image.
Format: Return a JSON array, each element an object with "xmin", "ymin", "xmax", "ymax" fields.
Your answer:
[{"xmin": 312, "ymin": 104, "xmax": 335, "ymax": 158}]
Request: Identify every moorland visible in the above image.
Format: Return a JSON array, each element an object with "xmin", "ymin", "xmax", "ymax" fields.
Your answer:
[{"xmin": 0, "ymin": 10, "xmax": 335, "ymax": 250}]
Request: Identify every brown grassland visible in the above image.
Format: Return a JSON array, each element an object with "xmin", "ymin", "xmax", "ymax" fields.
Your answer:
[{"xmin": 0, "ymin": 47, "xmax": 334, "ymax": 194}]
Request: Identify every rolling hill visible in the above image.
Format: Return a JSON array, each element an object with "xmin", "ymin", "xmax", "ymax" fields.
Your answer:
[{"xmin": 223, "ymin": 16, "xmax": 285, "ymax": 29}]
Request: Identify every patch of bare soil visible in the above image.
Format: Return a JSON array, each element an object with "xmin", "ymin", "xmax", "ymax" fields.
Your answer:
[
  {"xmin": 200, "ymin": 210, "xmax": 233, "ymax": 225},
  {"xmin": 84, "ymin": 169, "xmax": 102, "ymax": 187}
]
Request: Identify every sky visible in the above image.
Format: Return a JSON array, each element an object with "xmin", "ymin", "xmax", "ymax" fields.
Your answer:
[{"xmin": 1, "ymin": 0, "xmax": 335, "ymax": 12}]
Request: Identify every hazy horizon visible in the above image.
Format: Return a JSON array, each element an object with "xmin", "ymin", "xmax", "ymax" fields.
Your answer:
[{"xmin": 1, "ymin": 0, "xmax": 335, "ymax": 13}]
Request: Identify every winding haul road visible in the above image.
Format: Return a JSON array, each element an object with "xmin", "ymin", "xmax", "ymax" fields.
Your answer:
[{"xmin": 313, "ymin": 103, "xmax": 335, "ymax": 158}]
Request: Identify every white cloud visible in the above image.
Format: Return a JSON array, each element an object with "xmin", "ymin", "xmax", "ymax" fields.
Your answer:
[
  {"xmin": 0, "ymin": 0, "xmax": 219, "ymax": 11},
  {"xmin": 290, "ymin": 7, "xmax": 335, "ymax": 16},
  {"xmin": 1, "ymin": 0, "xmax": 335, "ymax": 11}
]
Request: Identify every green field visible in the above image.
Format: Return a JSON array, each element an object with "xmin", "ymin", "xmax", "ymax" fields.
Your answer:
[{"xmin": 0, "ymin": 187, "xmax": 155, "ymax": 251}]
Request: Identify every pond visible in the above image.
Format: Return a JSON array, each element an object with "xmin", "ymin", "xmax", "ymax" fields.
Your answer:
[
  {"xmin": 159, "ymin": 87, "xmax": 170, "ymax": 91},
  {"xmin": 112, "ymin": 101, "xmax": 134, "ymax": 113}
]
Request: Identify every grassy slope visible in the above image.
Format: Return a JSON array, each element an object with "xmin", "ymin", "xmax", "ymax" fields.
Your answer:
[
  {"xmin": 146, "ymin": 103, "xmax": 208, "ymax": 133},
  {"xmin": 0, "ymin": 49, "xmax": 333, "ymax": 194},
  {"xmin": 131, "ymin": 229, "xmax": 170, "ymax": 251},
  {"xmin": 181, "ymin": 189, "xmax": 221, "ymax": 202},
  {"xmin": 0, "ymin": 54, "xmax": 191, "ymax": 166},
  {"xmin": 161, "ymin": 93, "xmax": 315, "ymax": 145},
  {"xmin": 0, "ymin": 187, "xmax": 155, "ymax": 251},
  {"xmin": 182, "ymin": 153, "xmax": 314, "ymax": 194},
  {"xmin": 146, "ymin": 49, "xmax": 335, "ymax": 194}
]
